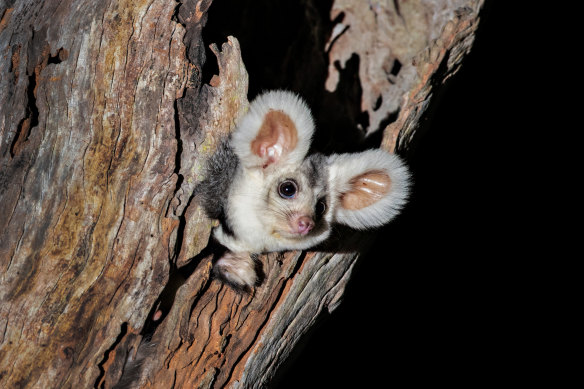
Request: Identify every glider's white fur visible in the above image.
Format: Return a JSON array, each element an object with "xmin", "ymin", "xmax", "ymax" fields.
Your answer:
[
  {"xmin": 328, "ymin": 149, "xmax": 410, "ymax": 230},
  {"xmin": 232, "ymin": 90, "xmax": 314, "ymax": 169},
  {"xmin": 201, "ymin": 90, "xmax": 411, "ymax": 291}
]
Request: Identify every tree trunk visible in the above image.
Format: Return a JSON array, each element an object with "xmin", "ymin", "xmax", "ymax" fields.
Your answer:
[{"xmin": 0, "ymin": 0, "xmax": 483, "ymax": 388}]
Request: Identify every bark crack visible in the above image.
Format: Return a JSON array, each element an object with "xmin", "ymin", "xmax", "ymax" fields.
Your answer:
[
  {"xmin": 139, "ymin": 245, "xmax": 214, "ymax": 342},
  {"xmin": 9, "ymin": 70, "xmax": 39, "ymax": 158},
  {"xmin": 185, "ymin": 289, "xmax": 221, "ymax": 369},
  {"xmin": 94, "ymin": 322, "xmax": 128, "ymax": 389},
  {"xmin": 3, "ymin": 207, "xmax": 25, "ymax": 275}
]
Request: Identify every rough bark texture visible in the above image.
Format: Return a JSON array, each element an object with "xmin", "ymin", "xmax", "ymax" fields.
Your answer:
[{"xmin": 0, "ymin": 0, "xmax": 483, "ymax": 388}]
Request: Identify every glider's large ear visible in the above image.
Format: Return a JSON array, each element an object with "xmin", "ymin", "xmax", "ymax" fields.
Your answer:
[
  {"xmin": 232, "ymin": 90, "xmax": 314, "ymax": 169},
  {"xmin": 328, "ymin": 150, "xmax": 410, "ymax": 229}
]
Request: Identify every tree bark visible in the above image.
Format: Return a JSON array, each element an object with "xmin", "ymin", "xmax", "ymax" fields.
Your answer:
[{"xmin": 0, "ymin": 0, "xmax": 483, "ymax": 388}]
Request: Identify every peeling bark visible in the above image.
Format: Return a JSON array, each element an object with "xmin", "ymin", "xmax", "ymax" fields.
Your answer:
[{"xmin": 0, "ymin": 0, "xmax": 483, "ymax": 388}]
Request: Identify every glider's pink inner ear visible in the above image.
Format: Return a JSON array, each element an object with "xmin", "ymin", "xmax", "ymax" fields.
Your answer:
[
  {"xmin": 251, "ymin": 110, "xmax": 298, "ymax": 166},
  {"xmin": 341, "ymin": 170, "xmax": 392, "ymax": 210}
]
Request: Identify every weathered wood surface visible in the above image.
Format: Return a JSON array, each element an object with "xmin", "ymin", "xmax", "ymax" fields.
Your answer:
[{"xmin": 0, "ymin": 0, "xmax": 483, "ymax": 387}]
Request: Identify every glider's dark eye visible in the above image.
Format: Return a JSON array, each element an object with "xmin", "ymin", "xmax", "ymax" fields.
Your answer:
[
  {"xmin": 278, "ymin": 180, "xmax": 298, "ymax": 199},
  {"xmin": 315, "ymin": 199, "xmax": 327, "ymax": 217}
]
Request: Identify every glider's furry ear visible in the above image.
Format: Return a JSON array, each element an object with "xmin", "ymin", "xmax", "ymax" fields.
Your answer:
[
  {"xmin": 328, "ymin": 149, "xmax": 410, "ymax": 229},
  {"xmin": 232, "ymin": 90, "xmax": 314, "ymax": 169}
]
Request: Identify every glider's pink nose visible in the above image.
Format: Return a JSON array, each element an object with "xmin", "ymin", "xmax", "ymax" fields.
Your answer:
[{"xmin": 295, "ymin": 216, "xmax": 314, "ymax": 235}]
